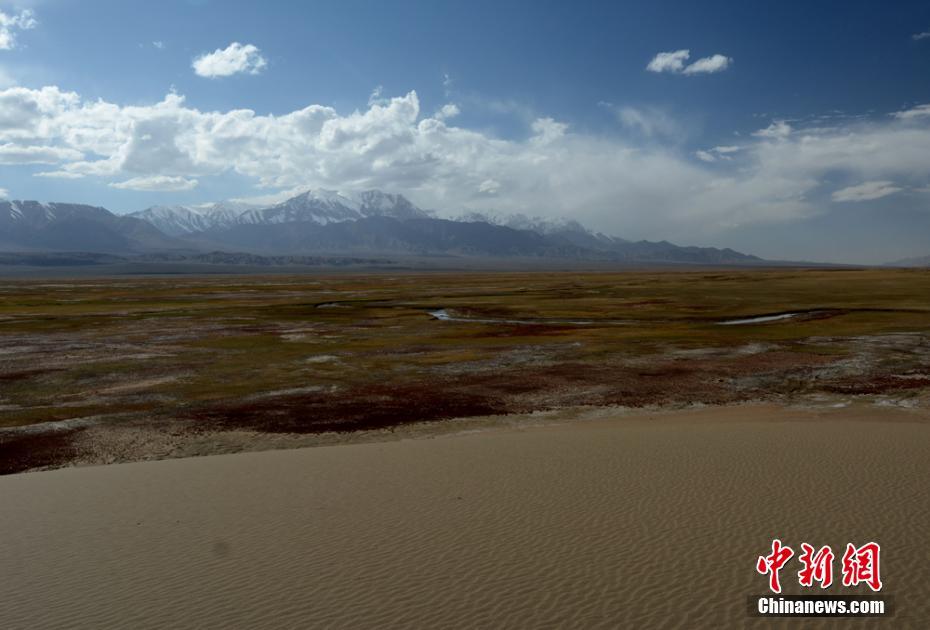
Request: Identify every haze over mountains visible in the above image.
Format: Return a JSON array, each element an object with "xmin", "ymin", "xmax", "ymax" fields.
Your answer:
[
  {"xmin": 130, "ymin": 190, "xmax": 430, "ymax": 236},
  {"xmin": 0, "ymin": 200, "xmax": 182, "ymax": 253},
  {"xmin": 2, "ymin": 189, "xmax": 784, "ymax": 265},
  {"xmin": 886, "ymin": 254, "xmax": 930, "ymax": 267}
]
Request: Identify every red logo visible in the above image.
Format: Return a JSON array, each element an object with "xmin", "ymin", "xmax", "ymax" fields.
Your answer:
[
  {"xmin": 756, "ymin": 540, "xmax": 882, "ymax": 593},
  {"xmin": 756, "ymin": 539, "xmax": 794, "ymax": 594},
  {"xmin": 841, "ymin": 542, "xmax": 882, "ymax": 592}
]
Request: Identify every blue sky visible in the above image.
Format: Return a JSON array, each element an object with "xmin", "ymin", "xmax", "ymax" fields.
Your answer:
[{"xmin": 2, "ymin": 0, "xmax": 930, "ymax": 262}]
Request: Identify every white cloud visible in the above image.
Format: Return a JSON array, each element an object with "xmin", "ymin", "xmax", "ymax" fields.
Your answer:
[
  {"xmin": 646, "ymin": 49, "xmax": 732, "ymax": 75},
  {"xmin": 110, "ymin": 175, "xmax": 199, "ymax": 191},
  {"xmin": 192, "ymin": 42, "xmax": 267, "ymax": 78},
  {"xmin": 0, "ymin": 143, "xmax": 82, "ymax": 163},
  {"xmin": 831, "ymin": 181, "xmax": 903, "ymax": 203},
  {"xmin": 913, "ymin": 30, "xmax": 930, "ymax": 41},
  {"xmin": 1, "ymin": 84, "xmax": 930, "ymax": 239},
  {"xmin": 367, "ymin": 85, "xmax": 386, "ymax": 106},
  {"xmin": 0, "ymin": 186, "xmax": 8, "ymax": 198},
  {"xmin": 478, "ymin": 178, "xmax": 500, "ymax": 194},
  {"xmin": 682, "ymin": 54, "xmax": 732, "ymax": 75},
  {"xmin": 695, "ymin": 145, "xmax": 741, "ymax": 162},
  {"xmin": 752, "ymin": 120, "xmax": 792, "ymax": 138},
  {"xmin": 435, "ymin": 103, "xmax": 460, "ymax": 121},
  {"xmin": 0, "ymin": 9, "xmax": 36, "ymax": 50},
  {"xmin": 34, "ymin": 170, "xmax": 83, "ymax": 179},
  {"xmin": 153, "ymin": 41, "xmax": 165, "ymax": 50},
  {"xmin": 893, "ymin": 103, "xmax": 930, "ymax": 120},
  {"xmin": 610, "ymin": 105, "xmax": 681, "ymax": 138},
  {"xmin": 646, "ymin": 49, "xmax": 690, "ymax": 73}
]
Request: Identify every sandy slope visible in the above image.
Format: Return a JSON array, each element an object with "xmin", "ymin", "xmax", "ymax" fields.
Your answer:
[{"xmin": 1, "ymin": 404, "xmax": 928, "ymax": 629}]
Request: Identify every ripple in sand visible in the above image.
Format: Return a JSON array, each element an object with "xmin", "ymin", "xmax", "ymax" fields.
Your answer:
[{"xmin": 2, "ymin": 411, "xmax": 928, "ymax": 628}]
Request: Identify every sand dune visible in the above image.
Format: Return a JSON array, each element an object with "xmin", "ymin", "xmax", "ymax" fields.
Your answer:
[{"xmin": 2, "ymin": 404, "xmax": 928, "ymax": 628}]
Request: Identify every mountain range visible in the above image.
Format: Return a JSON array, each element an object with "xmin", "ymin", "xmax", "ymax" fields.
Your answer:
[
  {"xmin": 1, "ymin": 190, "xmax": 763, "ymax": 265},
  {"xmin": 885, "ymin": 254, "xmax": 930, "ymax": 267},
  {"xmin": 0, "ymin": 200, "xmax": 182, "ymax": 253},
  {"xmin": 129, "ymin": 190, "xmax": 431, "ymax": 236}
]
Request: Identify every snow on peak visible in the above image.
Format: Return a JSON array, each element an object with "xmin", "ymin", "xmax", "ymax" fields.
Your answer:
[
  {"xmin": 454, "ymin": 210, "xmax": 589, "ymax": 235},
  {"xmin": 150, "ymin": 204, "xmax": 203, "ymax": 216},
  {"xmin": 1, "ymin": 200, "xmax": 113, "ymax": 229},
  {"xmin": 287, "ymin": 189, "xmax": 360, "ymax": 211},
  {"xmin": 356, "ymin": 190, "xmax": 429, "ymax": 219},
  {"xmin": 243, "ymin": 188, "xmax": 429, "ymax": 224},
  {"xmin": 128, "ymin": 205, "xmax": 216, "ymax": 236},
  {"xmin": 203, "ymin": 200, "xmax": 261, "ymax": 214},
  {"xmin": 128, "ymin": 188, "xmax": 592, "ymax": 237}
]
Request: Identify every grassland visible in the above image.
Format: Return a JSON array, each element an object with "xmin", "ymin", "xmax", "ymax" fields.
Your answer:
[{"xmin": 2, "ymin": 268, "xmax": 929, "ymax": 474}]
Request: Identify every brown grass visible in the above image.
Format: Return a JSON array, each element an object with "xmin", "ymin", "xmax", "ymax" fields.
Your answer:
[{"xmin": 1, "ymin": 268, "xmax": 928, "ymax": 472}]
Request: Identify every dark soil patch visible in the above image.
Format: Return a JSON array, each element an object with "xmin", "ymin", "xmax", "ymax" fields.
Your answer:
[
  {"xmin": 190, "ymin": 382, "xmax": 505, "ymax": 433},
  {"xmin": 472, "ymin": 324, "xmax": 576, "ymax": 337},
  {"xmin": 0, "ymin": 368, "xmax": 62, "ymax": 382},
  {"xmin": 825, "ymin": 374, "xmax": 930, "ymax": 395},
  {"xmin": 189, "ymin": 350, "xmax": 849, "ymax": 434},
  {"xmin": 0, "ymin": 429, "xmax": 83, "ymax": 475}
]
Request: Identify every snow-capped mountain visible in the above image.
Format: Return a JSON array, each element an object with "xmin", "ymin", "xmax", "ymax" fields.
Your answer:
[
  {"xmin": 357, "ymin": 190, "xmax": 429, "ymax": 220},
  {"xmin": 238, "ymin": 190, "xmax": 362, "ymax": 225},
  {"xmin": 456, "ymin": 210, "xmax": 591, "ymax": 236},
  {"xmin": 199, "ymin": 200, "xmax": 263, "ymax": 225},
  {"xmin": 129, "ymin": 189, "xmax": 430, "ymax": 235},
  {"xmin": 129, "ymin": 206, "xmax": 215, "ymax": 236},
  {"xmin": 0, "ymin": 195, "xmax": 763, "ymax": 265},
  {"xmin": 1, "ymin": 200, "xmax": 113, "ymax": 229},
  {"xmin": 128, "ymin": 201, "xmax": 261, "ymax": 236},
  {"xmin": 1, "ymin": 200, "xmax": 183, "ymax": 252}
]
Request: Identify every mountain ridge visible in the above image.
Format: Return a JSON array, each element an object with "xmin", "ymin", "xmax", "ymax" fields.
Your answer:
[
  {"xmin": 1, "ymin": 200, "xmax": 186, "ymax": 252},
  {"xmin": 885, "ymin": 254, "xmax": 930, "ymax": 267},
  {"xmin": 128, "ymin": 189, "xmax": 433, "ymax": 235},
  {"xmin": 2, "ymin": 191, "xmax": 763, "ymax": 265}
]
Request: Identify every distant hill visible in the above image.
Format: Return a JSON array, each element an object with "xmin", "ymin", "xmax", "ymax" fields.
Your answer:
[
  {"xmin": 189, "ymin": 214, "xmax": 759, "ymax": 263},
  {"xmin": 1, "ymin": 190, "xmax": 763, "ymax": 265},
  {"xmin": 0, "ymin": 250, "xmax": 390, "ymax": 268},
  {"xmin": 0, "ymin": 200, "xmax": 185, "ymax": 253},
  {"xmin": 886, "ymin": 254, "xmax": 930, "ymax": 267},
  {"xmin": 127, "ymin": 189, "xmax": 431, "ymax": 235}
]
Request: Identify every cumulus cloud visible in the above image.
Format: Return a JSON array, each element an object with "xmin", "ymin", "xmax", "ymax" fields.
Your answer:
[
  {"xmin": 831, "ymin": 181, "xmax": 903, "ymax": 203},
  {"xmin": 0, "ymin": 9, "xmax": 36, "ymax": 50},
  {"xmin": 192, "ymin": 42, "xmax": 267, "ymax": 78},
  {"xmin": 646, "ymin": 49, "xmax": 732, "ymax": 75},
  {"xmin": 752, "ymin": 120, "xmax": 792, "ymax": 138},
  {"xmin": 646, "ymin": 49, "xmax": 690, "ymax": 73},
  {"xmin": 109, "ymin": 175, "xmax": 199, "ymax": 191},
  {"xmin": 0, "ymin": 186, "xmax": 8, "ymax": 198},
  {"xmin": 913, "ymin": 30, "xmax": 930, "ymax": 41},
  {"xmin": 435, "ymin": 103, "xmax": 460, "ymax": 121},
  {"xmin": 682, "ymin": 54, "xmax": 732, "ymax": 74},
  {"xmin": 1, "ymin": 84, "xmax": 930, "ymax": 241}
]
